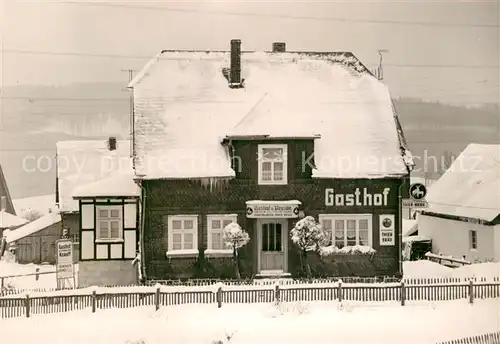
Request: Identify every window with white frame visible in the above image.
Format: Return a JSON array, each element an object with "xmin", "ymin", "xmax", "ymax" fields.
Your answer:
[
  {"xmin": 207, "ymin": 214, "xmax": 237, "ymax": 251},
  {"xmin": 257, "ymin": 144, "xmax": 287, "ymax": 185},
  {"xmin": 469, "ymin": 230, "xmax": 477, "ymax": 250},
  {"xmin": 319, "ymin": 214, "xmax": 372, "ymax": 248},
  {"xmin": 96, "ymin": 206, "xmax": 123, "ymax": 241},
  {"xmin": 168, "ymin": 215, "xmax": 198, "ymax": 252}
]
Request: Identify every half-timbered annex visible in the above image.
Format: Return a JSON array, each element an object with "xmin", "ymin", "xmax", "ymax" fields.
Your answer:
[{"xmin": 57, "ymin": 138, "xmax": 140, "ymax": 286}]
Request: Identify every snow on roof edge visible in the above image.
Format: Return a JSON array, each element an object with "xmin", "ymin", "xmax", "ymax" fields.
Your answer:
[
  {"xmin": 128, "ymin": 52, "xmax": 163, "ymax": 88},
  {"xmin": 4, "ymin": 212, "xmax": 61, "ymax": 243}
]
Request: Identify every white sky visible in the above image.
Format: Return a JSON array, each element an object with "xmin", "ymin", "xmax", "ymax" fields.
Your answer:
[{"xmin": 1, "ymin": 0, "xmax": 499, "ymax": 104}]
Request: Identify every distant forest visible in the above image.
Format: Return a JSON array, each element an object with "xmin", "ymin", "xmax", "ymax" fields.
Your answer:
[{"xmin": 0, "ymin": 83, "xmax": 498, "ymax": 198}]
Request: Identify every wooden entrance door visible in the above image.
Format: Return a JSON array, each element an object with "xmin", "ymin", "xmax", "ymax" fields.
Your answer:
[{"xmin": 259, "ymin": 220, "xmax": 287, "ymax": 272}]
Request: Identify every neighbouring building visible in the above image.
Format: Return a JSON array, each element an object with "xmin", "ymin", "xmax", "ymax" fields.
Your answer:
[
  {"xmin": 0, "ymin": 165, "xmax": 28, "ymax": 238},
  {"xmin": 129, "ymin": 40, "xmax": 414, "ymax": 281},
  {"xmin": 418, "ymin": 143, "xmax": 500, "ymax": 263},
  {"xmin": 56, "ymin": 138, "xmax": 132, "ymax": 264},
  {"xmin": 0, "ymin": 165, "xmax": 17, "ymax": 216},
  {"xmin": 71, "ymin": 163, "xmax": 140, "ymax": 287},
  {"xmin": 3, "ymin": 211, "xmax": 62, "ymax": 264}
]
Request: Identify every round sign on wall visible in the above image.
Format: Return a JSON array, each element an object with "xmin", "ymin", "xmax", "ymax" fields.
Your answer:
[
  {"xmin": 409, "ymin": 183, "xmax": 427, "ymax": 201},
  {"xmin": 382, "ymin": 217, "xmax": 392, "ymax": 228}
]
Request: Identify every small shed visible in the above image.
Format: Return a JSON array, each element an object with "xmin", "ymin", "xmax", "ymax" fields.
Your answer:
[{"xmin": 3, "ymin": 212, "xmax": 63, "ymax": 264}]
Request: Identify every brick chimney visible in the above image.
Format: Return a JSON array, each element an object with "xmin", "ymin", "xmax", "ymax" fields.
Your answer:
[
  {"xmin": 108, "ymin": 137, "xmax": 117, "ymax": 151},
  {"xmin": 272, "ymin": 42, "xmax": 286, "ymax": 53},
  {"xmin": 0, "ymin": 196, "xmax": 6, "ymax": 212},
  {"xmin": 230, "ymin": 39, "xmax": 242, "ymax": 87}
]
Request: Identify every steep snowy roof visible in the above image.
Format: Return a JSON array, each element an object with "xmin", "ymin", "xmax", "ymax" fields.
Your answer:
[
  {"xmin": 56, "ymin": 140, "xmax": 132, "ymax": 212},
  {"xmin": 72, "ymin": 169, "xmax": 140, "ymax": 198},
  {"xmin": 0, "ymin": 210, "xmax": 28, "ymax": 229},
  {"xmin": 130, "ymin": 50, "xmax": 411, "ymax": 180},
  {"xmin": 403, "ymin": 219, "xmax": 418, "ymax": 236},
  {"xmin": 4, "ymin": 212, "xmax": 61, "ymax": 243},
  {"xmin": 0, "ymin": 164, "xmax": 16, "ymax": 215},
  {"xmin": 425, "ymin": 144, "xmax": 500, "ymax": 222}
]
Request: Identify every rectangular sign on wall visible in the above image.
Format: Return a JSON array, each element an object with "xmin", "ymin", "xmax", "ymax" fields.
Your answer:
[
  {"xmin": 56, "ymin": 239, "xmax": 74, "ymax": 279},
  {"xmin": 246, "ymin": 201, "xmax": 300, "ymax": 218},
  {"xmin": 379, "ymin": 214, "xmax": 395, "ymax": 246}
]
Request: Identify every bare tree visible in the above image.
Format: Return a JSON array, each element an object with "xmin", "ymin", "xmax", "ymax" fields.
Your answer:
[
  {"xmin": 22, "ymin": 208, "xmax": 43, "ymax": 222},
  {"xmin": 441, "ymin": 150, "xmax": 454, "ymax": 174}
]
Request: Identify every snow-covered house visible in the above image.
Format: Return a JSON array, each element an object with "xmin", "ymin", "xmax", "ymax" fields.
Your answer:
[
  {"xmin": 57, "ymin": 138, "xmax": 140, "ymax": 287},
  {"xmin": 3, "ymin": 212, "xmax": 62, "ymax": 264},
  {"xmin": 129, "ymin": 40, "xmax": 414, "ymax": 281},
  {"xmin": 418, "ymin": 144, "xmax": 500, "ymax": 263}
]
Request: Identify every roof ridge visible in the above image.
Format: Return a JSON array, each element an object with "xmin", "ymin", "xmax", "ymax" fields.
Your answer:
[{"xmin": 231, "ymin": 92, "xmax": 270, "ymax": 131}]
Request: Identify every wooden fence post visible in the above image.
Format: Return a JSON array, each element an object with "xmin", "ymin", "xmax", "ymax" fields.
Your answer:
[
  {"xmin": 155, "ymin": 285, "xmax": 161, "ymax": 311},
  {"xmin": 216, "ymin": 287, "xmax": 223, "ymax": 308},
  {"xmin": 25, "ymin": 294, "xmax": 30, "ymax": 318},
  {"xmin": 468, "ymin": 280, "xmax": 474, "ymax": 304},
  {"xmin": 275, "ymin": 285, "xmax": 280, "ymax": 303},
  {"xmin": 338, "ymin": 280, "xmax": 343, "ymax": 302},
  {"xmin": 91, "ymin": 290, "xmax": 97, "ymax": 313},
  {"xmin": 400, "ymin": 281, "xmax": 406, "ymax": 306}
]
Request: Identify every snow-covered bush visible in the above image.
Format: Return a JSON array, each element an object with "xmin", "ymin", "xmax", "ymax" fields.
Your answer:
[
  {"xmin": 222, "ymin": 223, "xmax": 250, "ymax": 279},
  {"xmin": 290, "ymin": 216, "xmax": 329, "ymax": 278}
]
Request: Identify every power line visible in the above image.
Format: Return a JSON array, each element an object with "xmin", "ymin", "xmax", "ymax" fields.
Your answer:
[
  {"xmin": 3, "ymin": 49, "xmax": 500, "ymax": 69},
  {"xmin": 2, "ymin": 96, "xmax": 128, "ymax": 101},
  {"xmin": 59, "ymin": 2, "xmax": 500, "ymax": 29},
  {"xmin": 3, "ymin": 49, "xmax": 150, "ymax": 60}
]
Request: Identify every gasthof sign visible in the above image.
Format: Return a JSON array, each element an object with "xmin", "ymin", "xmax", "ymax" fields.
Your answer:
[{"xmin": 56, "ymin": 239, "xmax": 74, "ymax": 279}]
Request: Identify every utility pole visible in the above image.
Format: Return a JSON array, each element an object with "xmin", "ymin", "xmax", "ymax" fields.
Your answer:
[
  {"xmin": 121, "ymin": 69, "xmax": 138, "ymax": 158},
  {"xmin": 377, "ymin": 49, "xmax": 389, "ymax": 81}
]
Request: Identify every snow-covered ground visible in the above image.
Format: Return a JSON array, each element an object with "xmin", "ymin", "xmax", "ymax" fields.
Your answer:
[
  {"xmin": 403, "ymin": 260, "xmax": 500, "ymax": 279},
  {"xmin": 2, "ymin": 299, "xmax": 498, "ymax": 344},
  {"xmin": 12, "ymin": 194, "xmax": 57, "ymax": 217},
  {"xmin": 0, "ymin": 260, "xmax": 57, "ymax": 290},
  {"xmin": 0, "ymin": 254, "xmax": 78, "ymax": 291}
]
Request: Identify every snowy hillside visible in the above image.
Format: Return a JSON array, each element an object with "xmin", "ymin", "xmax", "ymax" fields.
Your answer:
[{"xmin": 13, "ymin": 194, "xmax": 57, "ymax": 217}]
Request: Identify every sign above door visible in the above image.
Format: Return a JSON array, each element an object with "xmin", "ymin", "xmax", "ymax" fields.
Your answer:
[{"xmin": 246, "ymin": 200, "xmax": 301, "ymax": 218}]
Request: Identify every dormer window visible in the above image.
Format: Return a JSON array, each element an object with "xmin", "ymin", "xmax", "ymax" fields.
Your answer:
[{"xmin": 258, "ymin": 144, "xmax": 288, "ymax": 185}]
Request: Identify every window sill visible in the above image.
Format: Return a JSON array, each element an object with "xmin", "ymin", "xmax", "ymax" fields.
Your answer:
[
  {"xmin": 258, "ymin": 181, "xmax": 288, "ymax": 186},
  {"xmin": 95, "ymin": 239, "xmax": 124, "ymax": 244},
  {"xmin": 204, "ymin": 249, "xmax": 233, "ymax": 258},
  {"xmin": 166, "ymin": 249, "xmax": 199, "ymax": 258}
]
